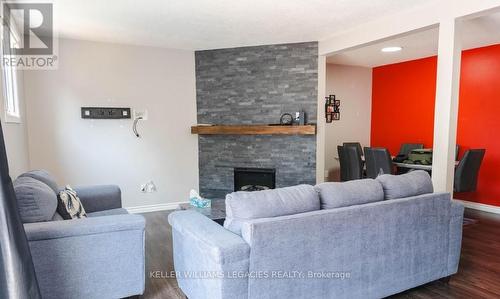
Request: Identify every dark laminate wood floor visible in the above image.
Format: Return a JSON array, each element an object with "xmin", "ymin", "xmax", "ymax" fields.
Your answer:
[
  {"xmin": 139, "ymin": 208, "xmax": 500, "ymax": 299},
  {"xmin": 140, "ymin": 210, "xmax": 185, "ymax": 299}
]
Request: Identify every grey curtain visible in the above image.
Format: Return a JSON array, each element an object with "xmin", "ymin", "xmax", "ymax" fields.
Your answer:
[{"xmin": 0, "ymin": 120, "xmax": 41, "ymax": 298}]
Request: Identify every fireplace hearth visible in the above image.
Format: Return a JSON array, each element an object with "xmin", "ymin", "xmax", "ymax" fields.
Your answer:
[{"xmin": 234, "ymin": 167, "xmax": 276, "ymax": 192}]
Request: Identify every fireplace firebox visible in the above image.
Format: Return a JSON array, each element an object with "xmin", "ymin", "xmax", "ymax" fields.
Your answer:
[{"xmin": 234, "ymin": 168, "xmax": 276, "ymax": 192}]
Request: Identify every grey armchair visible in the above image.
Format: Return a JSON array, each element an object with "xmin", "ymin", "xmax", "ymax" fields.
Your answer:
[{"xmin": 14, "ymin": 171, "xmax": 145, "ymax": 299}]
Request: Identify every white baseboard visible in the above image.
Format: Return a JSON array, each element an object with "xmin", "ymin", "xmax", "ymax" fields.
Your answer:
[
  {"xmin": 454, "ymin": 199, "xmax": 500, "ymax": 215},
  {"xmin": 125, "ymin": 201, "xmax": 188, "ymax": 214}
]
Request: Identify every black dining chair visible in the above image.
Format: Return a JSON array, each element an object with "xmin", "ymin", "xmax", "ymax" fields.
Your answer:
[
  {"xmin": 398, "ymin": 143, "xmax": 424, "ymax": 156},
  {"xmin": 343, "ymin": 142, "xmax": 364, "ymax": 157},
  {"xmin": 337, "ymin": 145, "xmax": 363, "ymax": 181},
  {"xmin": 395, "ymin": 143, "xmax": 424, "ymax": 174},
  {"xmin": 454, "ymin": 149, "xmax": 485, "ymax": 192},
  {"xmin": 364, "ymin": 147, "xmax": 393, "ymax": 179}
]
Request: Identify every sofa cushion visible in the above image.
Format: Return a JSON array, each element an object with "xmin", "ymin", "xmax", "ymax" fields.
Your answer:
[
  {"xmin": 19, "ymin": 170, "xmax": 59, "ymax": 194},
  {"xmin": 224, "ymin": 184, "xmax": 320, "ymax": 235},
  {"xmin": 88, "ymin": 208, "xmax": 129, "ymax": 217},
  {"xmin": 314, "ymin": 179, "xmax": 384, "ymax": 210},
  {"xmin": 13, "ymin": 176, "xmax": 58, "ymax": 223},
  {"xmin": 376, "ymin": 170, "xmax": 433, "ymax": 200}
]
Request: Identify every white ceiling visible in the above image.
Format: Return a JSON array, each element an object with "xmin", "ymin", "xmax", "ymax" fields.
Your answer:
[
  {"xmin": 41, "ymin": 0, "xmax": 439, "ymax": 50},
  {"xmin": 327, "ymin": 12, "xmax": 500, "ymax": 67}
]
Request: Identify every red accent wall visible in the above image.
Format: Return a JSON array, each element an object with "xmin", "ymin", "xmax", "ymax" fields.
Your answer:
[
  {"xmin": 455, "ymin": 45, "xmax": 500, "ymax": 205},
  {"xmin": 371, "ymin": 56, "xmax": 437, "ymax": 154},
  {"xmin": 371, "ymin": 44, "xmax": 500, "ymax": 206}
]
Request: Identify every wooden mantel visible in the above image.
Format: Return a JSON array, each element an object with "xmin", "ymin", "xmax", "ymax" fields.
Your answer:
[{"xmin": 191, "ymin": 124, "xmax": 316, "ymax": 135}]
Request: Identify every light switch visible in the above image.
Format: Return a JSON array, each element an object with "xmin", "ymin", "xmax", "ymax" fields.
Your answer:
[{"xmin": 134, "ymin": 109, "xmax": 148, "ymax": 120}]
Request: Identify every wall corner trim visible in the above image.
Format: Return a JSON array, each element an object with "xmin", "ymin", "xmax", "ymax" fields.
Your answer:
[
  {"xmin": 126, "ymin": 201, "xmax": 188, "ymax": 214},
  {"xmin": 454, "ymin": 199, "xmax": 500, "ymax": 215}
]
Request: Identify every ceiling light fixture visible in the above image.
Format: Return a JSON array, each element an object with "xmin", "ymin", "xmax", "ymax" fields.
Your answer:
[{"xmin": 381, "ymin": 46, "xmax": 402, "ymax": 53}]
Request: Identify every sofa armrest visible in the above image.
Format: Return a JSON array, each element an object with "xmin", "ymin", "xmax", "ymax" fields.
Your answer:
[
  {"xmin": 451, "ymin": 200, "xmax": 465, "ymax": 217},
  {"xmin": 72, "ymin": 185, "xmax": 122, "ymax": 213},
  {"xmin": 24, "ymin": 215, "xmax": 145, "ymax": 299},
  {"xmin": 448, "ymin": 200, "xmax": 464, "ymax": 274},
  {"xmin": 24, "ymin": 214, "xmax": 144, "ymax": 241},
  {"xmin": 168, "ymin": 211, "xmax": 250, "ymax": 299}
]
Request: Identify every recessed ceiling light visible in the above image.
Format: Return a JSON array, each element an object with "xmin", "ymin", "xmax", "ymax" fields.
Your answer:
[{"xmin": 381, "ymin": 46, "xmax": 402, "ymax": 53}]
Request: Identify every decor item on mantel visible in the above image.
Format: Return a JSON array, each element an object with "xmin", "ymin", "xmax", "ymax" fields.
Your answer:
[
  {"xmin": 279, "ymin": 111, "xmax": 307, "ymax": 125},
  {"xmin": 295, "ymin": 110, "xmax": 307, "ymax": 125},
  {"xmin": 325, "ymin": 95, "xmax": 340, "ymax": 123},
  {"xmin": 280, "ymin": 113, "xmax": 293, "ymax": 125}
]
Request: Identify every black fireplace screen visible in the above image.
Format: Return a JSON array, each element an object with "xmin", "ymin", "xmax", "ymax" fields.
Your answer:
[{"xmin": 234, "ymin": 168, "xmax": 276, "ymax": 192}]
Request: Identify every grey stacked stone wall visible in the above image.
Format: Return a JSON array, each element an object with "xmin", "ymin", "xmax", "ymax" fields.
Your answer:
[{"xmin": 196, "ymin": 42, "xmax": 318, "ymax": 198}]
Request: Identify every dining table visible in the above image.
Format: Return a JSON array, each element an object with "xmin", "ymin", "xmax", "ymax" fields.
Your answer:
[
  {"xmin": 334, "ymin": 156, "xmax": 459, "ymax": 172},
  {"xmin": 393, "ymin": 160, "xmax": 460, "ymax": 171},
  {"xmin": 392, "ymin": 161, "xmax": 433, "ymax": 171}
]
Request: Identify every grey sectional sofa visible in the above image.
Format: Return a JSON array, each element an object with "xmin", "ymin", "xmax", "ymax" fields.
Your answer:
[
  {"xmin": 169, "ymin": 170, "xmax": 464, "ymax": 299},
  {"xmin": 13, "ymin": 170, "xmax": 145, "ymax": 299}
]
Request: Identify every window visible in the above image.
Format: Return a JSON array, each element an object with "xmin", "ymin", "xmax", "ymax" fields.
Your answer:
[{"xmin": 1, "ymin": 17, "xmax": 21, "ymax": 123}]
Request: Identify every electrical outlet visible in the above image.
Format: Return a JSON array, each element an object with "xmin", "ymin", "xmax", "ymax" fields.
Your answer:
[
  {"xmin": 140, "ymin": 180, "xmax": 157, "ymax": 193},
  {"xmin": 134, "ymin": 109, "xmax": 148, "ymax": 120}
]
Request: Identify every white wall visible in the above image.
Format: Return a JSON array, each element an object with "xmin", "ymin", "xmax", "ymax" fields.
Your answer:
[
  {"xmin": 0, "ymin": 70, "xmax": 30, "ymax": 178},
  {"xmin": 324, "ymin": 64, "xmax": 372, "ymax": 181},
  {"xmin": 23, "ymin": 38, "xmax": 198, "ymax": 209}
]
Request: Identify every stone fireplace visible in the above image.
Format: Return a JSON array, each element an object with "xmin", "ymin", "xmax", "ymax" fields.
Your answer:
[{"xmin": 195, "ymin": 42, "xmax": 318, "ymax": 199}]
